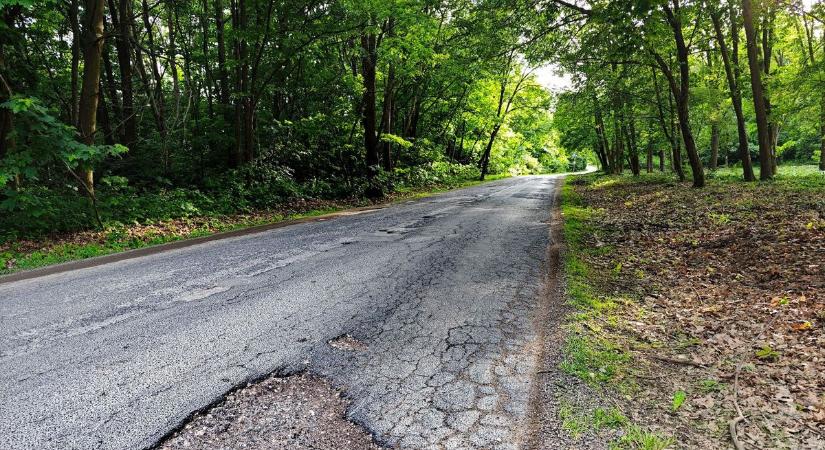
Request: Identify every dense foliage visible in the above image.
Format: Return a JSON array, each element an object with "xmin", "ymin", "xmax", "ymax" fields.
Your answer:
[
  {"xmin": 0, "ymin": 0, "xmax": 573, "ymax": 238},
  {"xmin": 547, "ymin": 0, "xmax": 825, "ymax": 187}
]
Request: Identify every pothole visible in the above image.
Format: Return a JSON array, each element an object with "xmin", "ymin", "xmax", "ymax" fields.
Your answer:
[
  {"xmin": 156, "ymin": 373, "xmax": 380, "ymax": 450},
  {"xmin": 328, "ymin": 334, "xmax": 368, "ymax": 351}
]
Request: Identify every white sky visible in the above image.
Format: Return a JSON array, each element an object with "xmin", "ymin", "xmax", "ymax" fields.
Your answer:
[{"xmin": 534, "ymin": 64, "xmax": 572, "ymax": 93}]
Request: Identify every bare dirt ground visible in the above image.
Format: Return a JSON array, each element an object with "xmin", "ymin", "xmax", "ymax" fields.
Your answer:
[
  {"xmin": 564, "ymin": 174, "xmax": 824, "ymax": 449},
  {"xmin": 157, "ymin": 373, "xmax": 380, "ymax": 450}
]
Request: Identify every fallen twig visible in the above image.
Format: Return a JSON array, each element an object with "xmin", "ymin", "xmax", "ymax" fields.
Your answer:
[{"xmin": 645, "ymin": 353, "xmax": 707, "ymax": 368}]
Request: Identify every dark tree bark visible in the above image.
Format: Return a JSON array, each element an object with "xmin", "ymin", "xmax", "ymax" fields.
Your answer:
[
  {"xmin": 654, "ymin": 1, "xmax": 705, "ymax": 187},
  {"xmin": 710, "ymin": 6, "xmax": 755, "ymax": 181},
  {"xmin": 821, "ymin": 90, "xmax": 825, "ymax": 171},
  {"xmin": 652, "ymin": 64, "xmax": 684, "ymax": 181},
  {"xmin": 97, "ymin": 79, "xmax": 115, "ymax": 145},
  {"xmin": 215, "ymin": 0, "xmax": 230, "ymax": 109},
  {"xmin": 761, "ymin": 7, "xmax": 778, "ymax": 174},
  {"xmin": 200, "ymin": 0, "xmax": 214, "ymax": 118},
  {"xmin": 479, "ymin": 61, "xmax": 528, "ymax": 180},
  {"xmin": 78, "ymin": 0, "xmax": 106, "ymax": 194},
  {"xmin": 710, "ymin": 122, "xmax": 720, "ymax": 170},
  {"xmin": 0, "ymin": 7, "xmax": 20, "ymax": 168},
  {"xmin": 109, "ymin": 0, "xmax": 136, "ymax": 150},
  {"xmin": 140, "ymin": 0, "xmax": 169, "ymax": 171},
  {"xmin": 379, "ymin": 63, "xmax": 395, "ymax": 171},
  {"xmin": 741, "ymin": 0, "xmax": 773, "ymax": 179},
  {"xmin": 360, "ymin": 28, "xmax": 381, "ymax": 197},
  {"xmin": 69, "ymin": 0, "xmax": 81, "ymax": 127},
  {"xmin": 231, "ymin": 0, "xmax": 253, "ymax": 165},
  {"xmin": 592, "ymin": 92, "xmax": 610, "ymax": 172},
  {"xmin": 646, "ymin": 140, "xmax": 654, "ymax": 173},
  {"xmin": 101, "ymin": 24, "xmax": 121, "ymax": 139}
]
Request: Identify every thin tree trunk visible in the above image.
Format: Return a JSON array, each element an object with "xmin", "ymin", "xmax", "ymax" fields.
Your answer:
[
  {"xmin": 591, "ymin": 92, "xmax": 610, "ymax": 172},
  {"xmin": 97, "ymin": 79, "xmax": 115, "ymax": 145},
  {"xmin": 479, "ymin": 124, "xmax": 501, "ymax": 179},
  {"xmin": 110, "ymin": 0, "xmax": 136, "ymax": 150},
  {"xmin": 200, "ymin": 0, "xmax": 214, "ymax": 118},
  {"xmin": 710, "ymin": 7, "xmax": 755, "ymax": 181},
  {"xmin": 652, "ymin": 65, "xmax": 683, "ymax": 180},
  {"xmin": 658, "ymin": 2, "xmax": 705, "ymax": 187},
  {"xmin": 710, "ymin": 122, "xmax": 720, "ymax": 170},
  {"xmin": 0, "ymin": 8, "xmax": 20, "ymax": 168},
  {"xmin": 379, "ymin": 62, "xmax": 395, "ymax": 171},
  {"xmin": 820, "ymin": 90, "xmax": 825, "ymax": 170},
  {"xmin": 360, "ymin": 29, "xmax": 381, "ymax": 197},
  {"xmin": 69, "ymin": 0, "xmax": 81, "ymax": 127}
]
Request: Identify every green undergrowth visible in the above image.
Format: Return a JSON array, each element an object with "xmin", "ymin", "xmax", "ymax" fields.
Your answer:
[
  {"xmin": 560, "ymin": 176, "xmax": 674, "ymax": 449},
  {"xmin": 0, "ymin": 176, "xmax": 509, "ymax": 275}
]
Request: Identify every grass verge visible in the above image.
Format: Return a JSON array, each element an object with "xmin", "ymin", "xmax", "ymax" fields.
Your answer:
[
  {"xmin": 0, "ymin": 175, "xmax": 509, "ymax": 276},
  {"xmin": 558, "ymin": 165, "xmax": 824, "ymax": 449},
  {"xmin": 558, "ymin": 177, "xmax": 675, "ymax": 449}
]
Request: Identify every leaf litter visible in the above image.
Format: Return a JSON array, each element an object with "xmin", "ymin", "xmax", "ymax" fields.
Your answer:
[{"xmin": 566, "ymin": 175, "xmax": 824, "ymax": 449}]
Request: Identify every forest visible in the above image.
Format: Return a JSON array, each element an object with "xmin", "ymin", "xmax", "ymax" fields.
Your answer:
[
  {"xmin": 0, "ymin": 1, "xmax": 823, "ymax": 448},
  {"xmin": 0, "ymin": 0, "xmax": 575, "ymax": 241},
  {"xmin": 0, "ymin": 0, "xmax": 823, "ymax": 259}
]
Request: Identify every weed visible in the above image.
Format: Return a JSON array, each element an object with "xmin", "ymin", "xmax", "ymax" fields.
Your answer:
[
  {"xmin": 756, "ymin": 345, "xmax": 780, "ymax": 361},
  {"xmin": 671, "ymin": 390, "xmax": 686, "ymax": 412},
  {"xmin": 697, "ymin": 379, "xmax": 726, "ymax": 393},
  {"xmin": 611, "ymin": 425, "xmax": 675, "ymax": 450}
]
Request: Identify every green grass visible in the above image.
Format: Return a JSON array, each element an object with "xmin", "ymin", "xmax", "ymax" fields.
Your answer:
[
  {"xmin": 611, "ymin": 425, "xmax": 675, "ymax": 450},
  {"xmin": 560, "ymin": 175, "xmax": 676, "ymax": 448},
  {"xmin": 560, "ymin": 402, "xmax": 628, "ymax": 438},
  {"xmin": 0, "ymin": 175, "xmax": 511, "ymax": 276}
]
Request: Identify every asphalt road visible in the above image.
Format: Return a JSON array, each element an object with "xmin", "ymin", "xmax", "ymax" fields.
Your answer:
[{"xmin": 0, "ymin": 175, "xmax": 561, "ymax": 449}]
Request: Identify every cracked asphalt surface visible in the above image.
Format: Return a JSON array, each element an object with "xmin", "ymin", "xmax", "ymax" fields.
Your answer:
[{"xmin": 1, "ymin": 175, "xmax": 561, "ymax": 449}]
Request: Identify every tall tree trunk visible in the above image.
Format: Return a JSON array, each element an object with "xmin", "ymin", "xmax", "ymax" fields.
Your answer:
[
  {"xmin": 78, "ymin": 0, "xmax": 106, "ymax": 195},
  {"xmin": 710, "ymin": 122, "xmax": 720, "ymax": 170},
  {"xmin": 657, "ymin": 2, "xmax": 705, "ymax": 187},
  {"xmin": 141, "ymin": 0, "xmax": 168, "ymax": 170},
  {"xmin": 479, "ymin": 124, "xmax": 501, "ymax": 179},
  {"xmin": 668, "ymin": 86, "xmax": 685, "ymax": 181},
  {"xmin": 652, "ymin": 64, "xmax": 683, "ymax": 180},
  {"xmin": 741, "ymin": 0, "xmax": 773, "ymax": 179},
  {"xmin": 379, "ymin": 62, "xmax": 395, "ymax": 171},
  {"xmin": 710, "ymin": 7, "xmax": 755, "ymax": 181},
  {"xmin": 761, "ymin": 8, "xmax": 778, "ymax": 174},
  {"xmin": 360, "ymin": 29, "xmax": 381, "ymax": 196},
  {"xmin": 627, "ymin": 111, "xmax": 639, "ymax": 176},
  {"xmin": 69, "ymin": 0, "xmax": 81, "ymax": 127},
  {"xmin": 97, "ymin": 79, "xmax": 115, "ymax": 145},
  {"xmin": 200, "ymin": 0, "xmax": 214, "ymax": 118},
  {"xmin": 0, "ymin": 8, "xmax": 20, "ymax": 167},
  {"xmin": 820, "ymin": 28, "xmax": 825, "ymax": 171},
  {"xmin": 646, "ymin": 140, "xmax": 653, "ymax": 173},
  {"xmin": 101, "ymin": 30, "xmax": 121, "ymax": 139},
  {"xmin": 108, "ymin": 0, "xmax": 136, "ymax": 150},
  {"xmin": 659, "ymin": 146, "xmax": 666, "ymax": 172},
  {"xmin": 167, "ymin": 1, "xmax": 181, "ymax": 128},
  {"xmin": 591, "ymin": 92, "xmax": 610, "ymax": 173},
  {"xmin": 820, "ymin": 91, "xmax": 825, "ymax": 171},
  {"xmin": 231, "ymin": 0, "xmax": 252, "ymax": 165}
]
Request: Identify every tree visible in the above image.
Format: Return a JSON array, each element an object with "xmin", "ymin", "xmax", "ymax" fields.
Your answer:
[
  {"xmin": 77, "ymin": 0, "xmax": 105, "ymax": 195},
  {"xmin": 710, "ymin": 2, "xmax": 756, "ymax": 181},
  {"xmin": 742, "ymin": 0, "xmax": 774, "ymax": 179}
]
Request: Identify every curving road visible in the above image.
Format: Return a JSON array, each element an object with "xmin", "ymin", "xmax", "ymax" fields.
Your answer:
[{"xmin": 0, "ymin": 175, "xmax": 561, "ymax": 449}]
